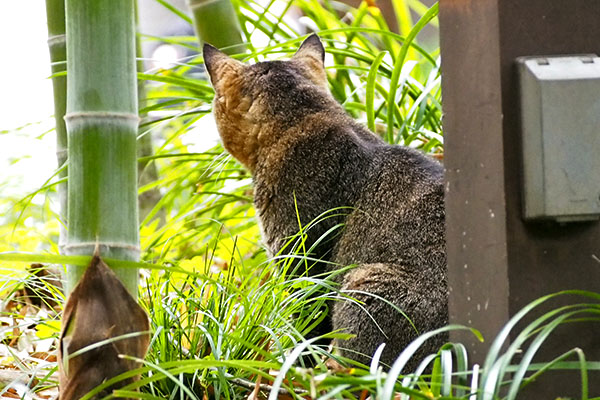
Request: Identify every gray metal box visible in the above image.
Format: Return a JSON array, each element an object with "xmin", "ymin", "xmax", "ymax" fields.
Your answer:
[{"xmin": 517, "ymin": 54, "xmax": 600, "ymax": 222}]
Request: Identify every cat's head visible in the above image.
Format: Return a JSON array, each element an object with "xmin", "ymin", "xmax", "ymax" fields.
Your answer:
[{"xmin": 203, "ymin": 35, "xmax": 330, "ymax": 171}]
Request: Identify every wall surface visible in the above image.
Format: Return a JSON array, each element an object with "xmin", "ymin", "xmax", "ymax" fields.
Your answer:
[{"xmin": 440, "ymin": 0, "xmax": 600, "ymax": 397}]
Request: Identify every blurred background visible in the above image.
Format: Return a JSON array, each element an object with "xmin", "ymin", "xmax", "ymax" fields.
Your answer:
[{"xmin": 0, "ymin": 0, "xmax": 436, "ymax": 198}]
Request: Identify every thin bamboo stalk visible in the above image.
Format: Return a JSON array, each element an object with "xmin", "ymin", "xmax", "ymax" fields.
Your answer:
[
  {"xmin": 135, "ymin": 2, "xmax": 164, "ymax": 225},
  {"xmin": 188, "ymin": 0, "xmax": 246, "ymax": 54},
  {"xmin": 64, "ymin": 0, "xmax": 139, "ymax": 296},
  {"xmin": 45, "ymin": 0, "xmax": 68, "ymax": 249}
]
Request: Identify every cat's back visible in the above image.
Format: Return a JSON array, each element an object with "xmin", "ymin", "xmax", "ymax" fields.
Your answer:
[{"xmin": 333, "ymin": 138, "xmax": 446, "ymax": 273}]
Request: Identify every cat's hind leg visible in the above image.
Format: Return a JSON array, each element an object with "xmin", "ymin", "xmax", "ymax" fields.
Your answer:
[{"xmin": 332, "ymin": 263, "xmax": 448, "ymax": 370}]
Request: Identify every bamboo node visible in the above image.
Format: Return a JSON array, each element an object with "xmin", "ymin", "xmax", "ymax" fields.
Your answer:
[
  {"xmin": 63, "ymin": 242, "xmax": 141, "ymax": 256},
  {"xmin": 64, "ymin": 111, "xmax": 140, "ymax": 123},
  {"xmin": 188, "ymin": 0, "xmax": 224, "ymax": 10},
  {"xmin": 56, "ymin": 148, "xmax": 68, "ymax": 158},
  {"xmin": 48, "ymin": 34, "xmax": 66, "ymax": 47}
]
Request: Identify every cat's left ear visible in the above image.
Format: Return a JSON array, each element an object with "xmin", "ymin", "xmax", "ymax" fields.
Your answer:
[
  {"xmin": 292, "ymin": 34, "xmax": 325, "ymax": 66},
  {"xmin": 203, "ymin": 43, "xmax": 244, "ymax": 93}
]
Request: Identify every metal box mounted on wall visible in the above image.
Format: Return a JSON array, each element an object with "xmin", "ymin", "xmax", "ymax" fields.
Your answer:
[{"xmin": 517, "ymin": 54, "xmax": 600, "ymax": 222}]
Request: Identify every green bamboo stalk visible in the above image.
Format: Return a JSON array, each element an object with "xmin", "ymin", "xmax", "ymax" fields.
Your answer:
[
  {"xmin": 188, "ymin": 0, "xmax": 246, "ymax": 54},
  {"xmin": 64, "ymin": 0, "xmax": 139, "ymax": 296},
  {"xmin": 45, "ymin": 0, "xmax": 68, "ymax": 249}
]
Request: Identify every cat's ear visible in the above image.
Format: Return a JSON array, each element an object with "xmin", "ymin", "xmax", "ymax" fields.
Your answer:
[
  {"xmin": 293, "ymin": 34, "xmax": 325, "ymax": 66},
  {"xmin": 292, "ymin": 34, "xmax": 328, "ymax": 89},
  {"xmin": 203, "ymin": 43, "xmax": 244, "ymax": 92}
]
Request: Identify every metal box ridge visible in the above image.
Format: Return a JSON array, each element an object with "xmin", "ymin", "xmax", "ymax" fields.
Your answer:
[{"xmin": 517, "ymin": 54, "xmax": 600, "ymax": 222}]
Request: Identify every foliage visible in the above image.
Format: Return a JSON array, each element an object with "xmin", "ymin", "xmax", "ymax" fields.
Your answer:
[
  {"xmin": 136, "ymin": 0, "xmax": 443, "ymax": 269},
  {"xmin": 1, "ymin": 0, "xmax": 599, "ymax": 399}
]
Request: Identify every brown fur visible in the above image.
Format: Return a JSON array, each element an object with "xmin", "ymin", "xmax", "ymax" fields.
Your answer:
[{"xmin": 203, "ymin": 35, "xmax": 448, "ymax": 370}]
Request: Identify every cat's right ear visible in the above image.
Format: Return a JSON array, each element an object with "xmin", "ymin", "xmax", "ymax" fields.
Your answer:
[{"xmin": 203, "ymin": 43, "xmax": 244, "ymax": 92}]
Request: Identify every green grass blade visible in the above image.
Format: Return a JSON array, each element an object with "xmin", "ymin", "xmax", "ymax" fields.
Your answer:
[
  {"xmin": 366, "ymin": 51, "xmax": 388, "ymax": 132},
  {"xmin": 386, "ymin": 3, "xmax": 438, "ymax": 142}
]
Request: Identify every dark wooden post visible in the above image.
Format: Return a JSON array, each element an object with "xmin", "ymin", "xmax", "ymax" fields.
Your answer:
[{"xmin": 439, "ymin": 0, "xmax": 600, "ymax": 397}]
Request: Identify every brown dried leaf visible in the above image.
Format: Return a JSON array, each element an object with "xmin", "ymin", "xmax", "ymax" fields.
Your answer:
[
  {"xmin": 23, "ymin": 264, "xmax": 63, "ymax": 309},
  {"xmin": 30, "ymin": 351, "xmax": 57, "ymax": 362},
  {"xmin": 4, "ymin": 388, "xmax": 21, "ymax": 399},
  {"xmin": 324, "ymin": 357, "xmax": 346, "ymax": 373},
  {"xmin": 246, "ymin": 374, "xmax": 262, "ymax": 400},
  {"xmin": 58, "ymin": 255, "xmax": 150, "ymax": 400}
]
